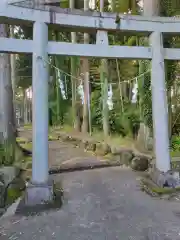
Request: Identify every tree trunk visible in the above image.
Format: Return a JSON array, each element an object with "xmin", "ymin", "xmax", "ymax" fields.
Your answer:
[
  {"xmin": 111, "ymin": 0, "xmax": 124, "ymax": 113},
  {"xmin": 10, "ymin": 26, "xmax": 17, "ymax": 129},
  {"xmin": 143, "ymin": 0, "xmax": 160, "ymax": 16},
  {"xmin": 0, "ymin": 24, "xmax": 16, "ymax": 163},
  {"xmin": 101, "ymin": 60, "xmax": 109, "ymax": 136},
  {"xmin": 82, "ymin": 0, "xmax": 90, "ymax": 134},
  {"xmin": 70, "ymin": 0, "xmax": 80, "ymax": 131},
  {"xmin": 23, "ymin": 89, "xmax": 28, "ymax": 125},
  {"xmin": 52, "ymin": 32, "xmax": 61, "ymax": 123},
  {"xmin": 55, "ymin": 58, "xmax": 61, "ymax": 123}
]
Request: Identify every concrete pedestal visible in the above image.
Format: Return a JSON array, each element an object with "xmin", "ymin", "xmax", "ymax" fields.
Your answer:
[{"xmin": 25, "ymin": 180, "xmax": 54, "ymax": 206}]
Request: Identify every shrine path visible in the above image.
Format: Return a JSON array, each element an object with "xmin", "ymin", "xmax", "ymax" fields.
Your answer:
[{"xmin": 1, "ymin": 131, "xmax": 180, "ymax": 239}]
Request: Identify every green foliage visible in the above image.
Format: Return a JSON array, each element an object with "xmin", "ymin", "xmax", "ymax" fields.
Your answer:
[
  {"xmin": 91, "ymin": 89, "xmax": 102, "ymax": 128},
  {"xmin": 161, "ymin": 0, "xmax": 180, "ymax": 16},
  {"xmin": 63, "ymin": 106, "xmax": 74, "ymax": 126},
  {"xmin": 172, "ymin": 108, "xmax": 180, "ymax": 136},
  {"xmin": 0, "ymin": 142, "xmax": 15, "ymax": 166},
  {"xmin": 16, "ymin": 54, "xmax": 32, "ymax": 90},
  {"xmin": 16, "ymin": 26, "xmax": 32, "ymax": 90},
  {"xmin": 171, "ymin": 136, "xmax": 180, "ymax": 152},
  {"xmin": 14, "ymin": 0, "xmax": 180, "ymax": 148},
  {"xmin": 90, "ymin": 86, "xmax": 140, "ymax": 137},
  {"xmin": 110, "ymin": 104, "xmax": 140, "ymax": 136}
]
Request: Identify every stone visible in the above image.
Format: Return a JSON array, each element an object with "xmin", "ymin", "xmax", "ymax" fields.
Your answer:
[
  {"xmin": 60, "ymin": 133, "xmax": 69, "ymax": 141},
  {"xmin": 8, "ymin": 177, "xmax": 26, "ymax": 192},
  {"xmin": 131, "ymin": 156, "xmax": 149, "ymax": 171},
  {"xmin": 150, "ymin": 168, "xmax": 179, "ymax": 188},
  {"xmin": 73, "ymin": 138, "xmax": 81, "ymax": 146},
  {"xmin": 24, "ymin": 161, "xmax": 32, "ymax": 170},
  {"xmin": 164, "ymin": 173, "xmax": 179, "ymax": 188},
  {"xmin": 0, "ymin": 172, "xmax": 4, "ymax": 183},
  {"xmin": 96, "ymin": 143, "xmax": 111, "ymax": 156},
  {"xmin": 0, "ymin": 180, "xmax": 5, "ymax": 207},
  {"xmin": 67, "ymin": 135, "xmax": 75, "ymax": 142},
  {"xmin": 0, "ymin": 166, "xmax": 22, "ymax": 207},
  {"xmin": 25, "ymin": 180, "xmax": 54, "ymax": 206},
  {"xmin": 0, "ymin": 207, "xmax": 5, "ymax": 217},
  {"xmin": 82, "ymin": 139, "xmax": 88, "ymax": 149},
  {"xmin": 86, "ymin": 141, "xmax": 96, "ymax": 152},
  {"xmin": 111, "ymin": 146, "xmax": 132, "ymax": 156},
  {"xmin": 6, "ymin": 177, "xmax": 26, "ymax": 205},
  {"xmin": 146, "ymin": 137, "xmax": 154, "ymax": 151},
  {"xmin": 111, "ymin": 155, "xmax": 121, "ymax": 164},
  {"xmin": 111, "ymin": 146, "xmax": 121, "ymax": 155},
  {"xmin": 0, "ymin": 166, "xmax": 20, "ymax": 187},
  {"xmin": 120, "ymin": 150, "xmax": 134, "ymax": 166}
]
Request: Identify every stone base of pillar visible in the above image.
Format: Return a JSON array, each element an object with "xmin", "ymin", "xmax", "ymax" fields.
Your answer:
[
  {"xmin": 25, "ymin": 180, "xmax": 54, "ymax": 206},
  {"xmin": 14, "ymin": 180, "xmax": 62, "ymax": 216},
  {"xmin": 149, "ymin": 167, "xmax": 180, "ymax": 188}
]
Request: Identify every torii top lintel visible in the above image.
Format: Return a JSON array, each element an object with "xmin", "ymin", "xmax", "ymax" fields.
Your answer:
[{"xmin": 1, "ymin": 1, "xmax": 180, "ymax": 34}]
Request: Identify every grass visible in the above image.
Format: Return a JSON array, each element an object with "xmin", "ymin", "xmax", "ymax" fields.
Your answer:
[
  {"xmin": 21, "ymin": 124, "xmax": 132, "ymax": 147},
  {"xmin": 141, "ymin": 177, "xmax": 180, "ymax": 196},
  {"xmin": 170, "ymin": 151, "xmax": 180, "ymax": 158},
  {"xmin": 16, "ymin": 137, "xmax": 29, "ymax": 143},
  {"xmin": 48, "ymin": 135, "xmax": 59, "ymax": 141},
  {"xmin": 23, "ymin": 124, "xmax": 32, "ymax": 130},
  {"xmin": 20, "ymin": 142, "xmax": 32, "ymax": 151},
  {"xmin": 59, "ymin": 125, "xmax": 134, "ymax": 148},
  {"xmin": 20, "ymin": 124, "xmax": 180, "ymax": 161},
  {"xmin": 92, "ymin": 130, "xmax": 132, "ymax": 145},
  {"xmin": 153, "ymin": 186, "xmax": 180, "ymax": 194}
]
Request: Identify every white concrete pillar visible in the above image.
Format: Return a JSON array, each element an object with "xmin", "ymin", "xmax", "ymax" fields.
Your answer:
[
  {"xmin": 150, "ymin": 31, "xmax": 171, "ymax": 172},
  {"xmin": 32, "ymin": 21, "xmax": 49, "ymax": 183}
]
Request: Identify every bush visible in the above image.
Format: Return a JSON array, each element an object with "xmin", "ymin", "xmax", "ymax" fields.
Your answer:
[
  {"xmin": 171, "ymin": 135, "xmax": 180, "ymax": 152},
  {"xmin": 0, "ymin": 142, "xmax": 14, "ymax": 166},
  {"xmin": 90, "ymin": 89, "xmax": 141, "ymax": 137},
  {"xmin": 109, "ymin": 104, "xmax": 140, "ymax": 137}
]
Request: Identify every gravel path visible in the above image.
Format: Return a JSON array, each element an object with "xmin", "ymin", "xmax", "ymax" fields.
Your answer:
[
  {"xmin": 18, "ymin": 129, "xmax": 103, "ymax": 168},
  {"xmin": 2, "ymin": 129, "xmax": 179, "ymax": 239},
  {"xmin": 1, "ymin": 168, "xmax": 180, "ymax": 239}
]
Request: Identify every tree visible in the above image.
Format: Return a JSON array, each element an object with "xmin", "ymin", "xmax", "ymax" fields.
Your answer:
[{"xmin": 0, "ymin": 24, "xmax": 16, "ymax": 164}]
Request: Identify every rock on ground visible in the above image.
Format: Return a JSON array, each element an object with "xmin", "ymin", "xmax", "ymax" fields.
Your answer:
[
  {"xmin": 131, "ymin": 156, "xmax": 149, "ymax": 171},
  {"xmin": 0, "ymin": 166, "xmax": 22, "ymax": 208},
  {"xmin": 1, "ymin": 168, "xmax": 180, "ymax": 239}
]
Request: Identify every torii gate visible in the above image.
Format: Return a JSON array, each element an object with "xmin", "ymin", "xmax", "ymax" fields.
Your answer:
[{"xmin": 0, "ymin": 0, "xmax": 179, "ymax": 205}]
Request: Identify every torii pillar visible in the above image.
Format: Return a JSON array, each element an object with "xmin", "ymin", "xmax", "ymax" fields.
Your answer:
[
  {"xmin": 25, "ymin": 21, "xmax": 54, "ymax": 205},
  {"xmin": 150, "ymin": 31, "xmax": 171, "ymax": 172},
  {"xmin": 144, "ymin": 0, "xmax": 170, "ymax": 173}
]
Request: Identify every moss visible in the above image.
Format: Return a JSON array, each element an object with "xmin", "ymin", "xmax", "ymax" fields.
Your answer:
[
  {"xmin": 171, "ymin": 161, "xmax": 180, "ymax": 170},
  {"xmin": 0, "ymin": 141, "xmax": 20, "ymax": 166},
  {"xmin": 20, "ymin": 142, "xmax": 32, "ymax": 151},
  {"xmin": 152, "ymin": 186, "xmax": 180, "ymax": 194},
  {"xmin": 23, "ymin": 124, "xmax": 32, "ymax": 130},
  {"xmin": 48, "ymin": 135, "xmax": 59, "ymax": 141},
  {"xmin": 16, "ymin": 137, "xmax": 28, "ymax": 144},
  {"xmin": 54, "ymin": 182, "xmax": 63, "ymax": 194},
  {"xmin": 103, "ymin": 153, "xmax": 114, "ymax": 160},
  {"xmin": 24, "ymin": 156, "xmax": 32, "ymax": 162},
  {"xmin": 140, "ymin": 177, "xmax": 180, "ymax": 196},
  {"xmin": 20, "ymin": 169, "xmax": 31, "ymax": 182},
  {"xmin": 24, "ymin": 161, "xmax": 32, "ymax": 170},
  {"xmin": 6, "ymin": 188, "xmax": 22, "ymax": 205},
  {"xmin": 171, "ymin": 151, "xmax": 180, "ymax": 157}
]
